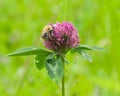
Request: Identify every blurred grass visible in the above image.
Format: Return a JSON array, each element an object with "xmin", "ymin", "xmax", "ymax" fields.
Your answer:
[{"xmin": 0, "ymin": 0, "xmax": 120, "ymax": 96}]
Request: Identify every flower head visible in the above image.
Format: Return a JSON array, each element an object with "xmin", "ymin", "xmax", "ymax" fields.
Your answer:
[{"xmin": 41, "ymin": 22, "xmax": 79, "ymax": 52}]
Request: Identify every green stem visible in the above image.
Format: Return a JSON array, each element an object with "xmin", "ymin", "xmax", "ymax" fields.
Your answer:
[{"xmin": 62, "ymin": 68, "xmax": 65, "ymax": 96}]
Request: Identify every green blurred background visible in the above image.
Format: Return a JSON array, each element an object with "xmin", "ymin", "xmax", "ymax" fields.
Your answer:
[{"xmin": 0, "ymin": 0, "xmax": 120, "ymax": 96}]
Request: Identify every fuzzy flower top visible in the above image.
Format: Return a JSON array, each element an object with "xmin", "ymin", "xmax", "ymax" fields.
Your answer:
[{"xmin": 41, "ymin": 22, "xmax": 79, "ymax": 52}]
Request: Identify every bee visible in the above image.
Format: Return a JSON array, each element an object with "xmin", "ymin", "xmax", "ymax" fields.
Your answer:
[{"xmin": 41, "ymin": 25, "xmax": 53, "ymax": 41}]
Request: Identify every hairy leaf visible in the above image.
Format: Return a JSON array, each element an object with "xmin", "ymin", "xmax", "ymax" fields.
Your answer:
[
  {"xmin": 8, "ymin": 46, "xmax": 50, "ymax": 56},
  {"xmin": 75, "ymin": 49, "xmax": 92, "ymax": 63},
  {"xmin": 77, "ymin": 44, "xmax": 103, "ymax": 51},
  {"xmin": 46, "ymin": 52, "xmax": 57, "ymax": 60},
  {"xmin": 35, "ymin": 52, "xmax": 50, "ymax": 70},
  {"xmin": 45, "ymin": 55, "xmax": 64, "ymax": 84}
]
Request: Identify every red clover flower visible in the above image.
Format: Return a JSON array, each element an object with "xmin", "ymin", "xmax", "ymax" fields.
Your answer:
[{"xmin": 42, "ymin": 22, "xmax": 80, "ymax": 52}]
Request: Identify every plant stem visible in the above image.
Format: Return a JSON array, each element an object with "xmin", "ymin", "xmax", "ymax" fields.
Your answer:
[{"xmin": 62, "ymin": 68, "xmax": 65, "ymax": 96}]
